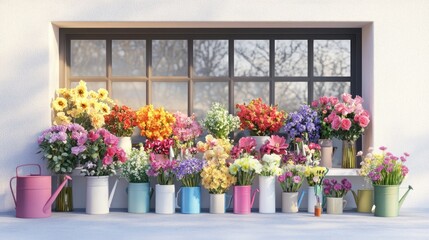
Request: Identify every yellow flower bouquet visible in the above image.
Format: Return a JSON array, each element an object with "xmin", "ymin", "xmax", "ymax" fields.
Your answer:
[
  {"xmin": 52, "ymin": 80, "xmax": 113, "ymax": 130},
  {"xmin": 135, "ymin": 105, "xmax": 175, "ymax": 141}
]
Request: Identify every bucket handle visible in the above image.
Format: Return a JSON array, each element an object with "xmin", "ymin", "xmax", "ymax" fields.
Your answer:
[
  {"xmin": 175, "ymin": 187, "xmax": 182, "ymax": 209},
  {"xmin": 9, "ymin": 177, "xmax": 17, "ymax": 207},
  {"xmin": 16, "ymin": 164, "xmax": 41, "ymax": 177}
]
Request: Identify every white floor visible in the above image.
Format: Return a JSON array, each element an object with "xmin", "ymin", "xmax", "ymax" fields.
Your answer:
[{"xmin": 1, "ymin": 209, "xmax": 428, "ymax": 240}]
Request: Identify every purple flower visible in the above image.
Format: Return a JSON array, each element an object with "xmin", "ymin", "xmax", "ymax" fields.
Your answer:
[
  {"xmin": 283, "ymin": 105, "xmax": 321, "ymax": 143},
  {"xmin": 71, "ymin": 145, "xmax": 86, "ymax": 155},
  {"xmin": 172, "ymin": 158, "xmax": 205, "ymax": 183},
  {"xmin": 292, "ymin": 176, "xmax": 301, "ymax": 184},
  {"xmin": 401, "ymin": 166, "xmax": 409, "ymax": 176},
  {"xmin": 285, "ymin": 171, "xmax": 293, "ymax": 178},
  {"xmin": 333, "ymin": 183, "xmax": 343, "ymax": 191},
  {"xmin": 278, "ymin": 174, "xmax": 286, "ymax": 182},
  {"xmin": 379, "ymin": 146, "xmax": 387, "ymax": 151}
]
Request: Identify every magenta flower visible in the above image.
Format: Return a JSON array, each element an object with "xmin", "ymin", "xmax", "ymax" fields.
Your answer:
[
  {"xmin": 260, "ymin": 135, "xmax": 288, "ymax": 155},
  {"xmin": 379, "ymin": 146, "xmax": 387, "ymax": 151},
  {"xmin": 293, "ymin": 176, "xmax": 301, "ymax": 184}
]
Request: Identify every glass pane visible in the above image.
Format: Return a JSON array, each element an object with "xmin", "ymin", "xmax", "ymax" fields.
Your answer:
[
  {"xmin": 193, "ymin": 82, "xmax": 228, "ymax": 118},
  {"xmin": 152, "ymin": 82, "xmax": 188, "ymax": 113},
  {"xmin": 71, "ymin": 40, "xmax": 106, "ymax": 76},
  {"xmin": 275, "ymin": 40, "xmax": 308, "ymax": 77},
  {"xmin": 111, "ymin": 82, "xmax": 146, "ymax": 110},
  {"xmin": 193, "ymin": 40, "xmax": 228, "ymax": 77},
  {"xmin": 275, "ymin": 82, "xmax": 308, "ymax": 112},
  {"xmin": 71, "ymin": 81, "xmax": 106, "ymax": 92},
  {"xmin": 313, "ymin": 82, "xmax": 351, "ymax": 100},
  {"xmin": 234, "ymin": 82, "xmax": 269, "ymax": 110},
  {"xmin": 152, "ymin": 40, "xmax": 188, "ymax": 76},
  {"xmin": 314, "ymin": 40, "xmax": 351, "ymax": 77},
  {"xmin": 112, "ymin": 40, "xmax": 146, "ymax": 76},
  {"xmin": 234, "ymin": 40, "xmax": 269, "ymax": 76}
]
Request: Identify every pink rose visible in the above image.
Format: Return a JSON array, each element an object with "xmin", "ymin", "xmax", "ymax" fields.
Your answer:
[
  {"xmin": 330, "ymin": 97, "xmax": 339, "ymax": 105},
  {"xmin": 311, "ymin": 100, "xmax": 318, "ymax": 108},
  {"xmin": 88, "ymin": 131, "xmax": 100, "ymax": 142},
  {"xmin": 342, "ymin": 93, "xmax": 353, "ymax": 103},
  {"xmin": 358, "ymin": 115, "xmax": 370, "ymax": 128},
  {"xmin": 102, "ymin": 155, "xmax": 113, "ymax": 165},
  {"xmin": 327, "ymin": 112, "xmax": 336, "ymax": 123},
  {"xmin": 341, "ymin": 118, "xmax": 352, "ymax": 130},
  {"xmin": 320, "ymin": 96, "xmax": 329, "ymax": 105},
  {"xmin": 354, "ymin": 95, "xmax": 363, "ymax": 104},
  {"xmin": 331, "ymin": 116, "xmax": 342, "ymax": 130},
  {"xmin": 334, "ymin": 103, "xmax": 346, "ymax": 114}
]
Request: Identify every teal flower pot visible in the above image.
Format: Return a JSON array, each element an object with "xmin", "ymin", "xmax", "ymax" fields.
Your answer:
[{"xmin": 128, "ymin": 182, "xmax": 151, "ymax": 213}]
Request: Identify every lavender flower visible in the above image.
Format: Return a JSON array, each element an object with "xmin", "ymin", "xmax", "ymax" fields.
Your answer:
[
  {"xmin": 173, "ymin": 158, "xmax": 206, "ymax": 187},
  {"xmin": 283, "ymin": 105, "xmax": 321, "ymax": 143}
]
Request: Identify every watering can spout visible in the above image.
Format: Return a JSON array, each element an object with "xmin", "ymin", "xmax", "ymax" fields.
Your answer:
[
  {"xmin": 351, "ymin": 190, "xmax": 358, "ymax": 206},
  {"xmin": 250, "ymin": 189, "xmax": 260, "ymax": 208},
  {"xmin": 298, "ymin": 191, "xmax": 306, "ymax": 208},
  {"xmin": 43, "ymin": 175, "xmax": 72, "ymax": 213},
  {"xmin": 398, "ymin": 185, "xmax": 413, "ymax": 209}
]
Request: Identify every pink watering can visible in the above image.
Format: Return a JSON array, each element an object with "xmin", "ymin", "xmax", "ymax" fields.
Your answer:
[
  {"xmin": 232, "ymin": 186, "xmax": 259, "ymax": 214},
  {"xmin": 9, "ymin": 164, "xmax": 72, "ymax": 218}
]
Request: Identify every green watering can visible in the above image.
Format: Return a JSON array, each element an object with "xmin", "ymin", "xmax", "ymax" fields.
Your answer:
[
  {"xmin": 373, "ymin": 185, "xmax": 413, "ymax": 217},
  {"xmin": 351, "ymin": 189, "xmax": 374, "ymax": 213}
]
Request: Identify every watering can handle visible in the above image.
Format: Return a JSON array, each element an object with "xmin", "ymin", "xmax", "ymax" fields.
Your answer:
[
  {"xmin": 9, "ymin": 177, "xmax": 17, "ymax": 207},
  {"xmin": 16, "ymin": 164, "xmax": 41, "ymax": 177},
  {"xmin": 175, "ymin": 187, "xmax": 182, "ymax": 208}
]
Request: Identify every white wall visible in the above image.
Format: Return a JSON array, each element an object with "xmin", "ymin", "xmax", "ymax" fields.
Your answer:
[{"xmin": 1, "ymin": 0, "xmax": 428, "ymax": 211}]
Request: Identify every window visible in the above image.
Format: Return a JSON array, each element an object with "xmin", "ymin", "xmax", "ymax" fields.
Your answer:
[{"xmin": 60, "ymin": 28, "xmax": 361, "ymax": 118}]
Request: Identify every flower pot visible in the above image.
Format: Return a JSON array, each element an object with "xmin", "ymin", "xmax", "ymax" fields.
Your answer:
[
  {"xmin": 252, "ymin": 136, "xmax": 270, "ymax": 153},
  {"xmin": 176, "ymin": 187, "xmax": 201, "ymax": 214},
  {"xmin": 86, "ymin": 176, "xmax": 118, "ymax": 214},
  {"xmin": 326, "ymin": 197, "xmax": 347, "ymax": 214},
  {"xmin": 155, "ymin": 184, "xmax": 175, "ymax": 214},
  {"xmin": 127, "ymin": 182, "xmax": 150, "ymax": 213},
  {"xmin": 258, "ymin": 176, "xmax": 276, "ymax": 213},
  {"xmin": 210, "ymin": 193, "xmax": 226, "ymax": 214},
  {"xmin": 118, "ymin": 137, "xmax": 132, "ymax": 154},
  {"xmin": 282, "ymin": 192, "xmax": 299, "ymax": 213},
  {"xmin": 233, "ymin": 185, "xmax": 259, "ymax": 214},
  {"xmin": 307, "ymin": 186, "xmax": 322, "ymax": 213},
  {"xmin": 319, "ymin": 139, "xmax": 333, "ymax": 168},
  {"xmin": 355, "ymin": 189, "xmax": 374, "ymax": 213},
  {"xmin": 55, "ymin": 174, "xmax": 73, "ymax": 212},
  {"xmin": 373, "ymin": 185, "xmax": 400, "ymax": 217},
  {"xmin": 342, "ymin": 140, "xmax": 356, "ymax": 168}
]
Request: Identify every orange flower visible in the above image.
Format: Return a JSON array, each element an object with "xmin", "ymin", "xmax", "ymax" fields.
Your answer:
[{"xmin": 136, "ymin": 105, "xmax": 175, "ymax": 140}]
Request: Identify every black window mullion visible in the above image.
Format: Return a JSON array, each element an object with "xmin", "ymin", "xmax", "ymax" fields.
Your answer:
[
  {"xmin": 106, "ymin": 38, "xmax": 112, "ymax": 93},
  {"xmin": 147, "ymin": 39, "xmax": 152, "ymax": 105},
  {"xmin": 269, "ymin": 39, "xmax": 275, "ymax": 106},
  {"xmin": 229, "ymin": 39, "xmax": 234, "ymax": 113},
  {"xmin": 188, "ymin": 39, "xmax": 193, "ymax": 116},
  {"xmin": 308, "ymin": 39, "xmax": 314, "ymax": 104}
]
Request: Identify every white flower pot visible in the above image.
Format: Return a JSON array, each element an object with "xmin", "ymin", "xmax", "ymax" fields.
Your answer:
[
  {"xmin": 307, "ymin": 186, "xmax": 322, "ymax": 213},
  {"xmin": 86, "ymin": 176, "xmax": 118, "ymax": 214},
  {"xmin": 282, "ymin": 192, "xmax": 299, "ymax": 213},
  {"xmin": 258, "ymin": 176, "xmax": 276, "ymax": 213},
  {"xmin": 118, "ymin": 137, "xmax": 132, "ymax": 154},
  {"xmin": 155, "ymin": 184, "xmax": 175, "ymax": 214},
  {"xmin": 210, "ymin": 193, "xmax": 226, "ymax": 214},
  {"xmin": 319, "ymin": 139, "xmax": 333, "ymax": 168},
  {"xmin": 326, "ymin": 197, "xmax": 347, "ymax": 214}
]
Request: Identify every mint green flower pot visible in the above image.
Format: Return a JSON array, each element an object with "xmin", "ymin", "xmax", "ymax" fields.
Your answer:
[{"xmin": 373, "ymin": 185, "xmax": 413, "ymax": 217}]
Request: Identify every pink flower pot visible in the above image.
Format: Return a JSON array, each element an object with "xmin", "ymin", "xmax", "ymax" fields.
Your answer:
[{"xmin": 233, "ymin": 185, "xmax": 259, "ymax": 214}]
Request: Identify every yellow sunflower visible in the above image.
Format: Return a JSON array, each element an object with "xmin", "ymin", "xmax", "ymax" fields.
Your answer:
[
  {"xmin": 75, "ymin": 80, "xmax": 88, "ymax": 98},
  {"xmin": 88, "ymin": 90, "xmax": 98, "ymax": 99},
  {"xmin": 52, "ymin": 97, "xmax": 68, "ymax": 111},
  {"xmin": 97, "ymin": 88, "xmax": 108, "ymax": 100},
  {"xmin": 53, "ymin": 112, "xmax": 71, "ymax": 125},
  {"xmin": 99, "ymin": 102, "xmax": 111, "ymax": 115},
  {"xmin": 56, "ymin": 88, "xmax": 72, "ymax": 99},
  {"xmin": 90, "ymin": 114, "xmax": 105, "ymax": 129},
  {"xmin": 76, "ymin": 99, "xmax": 90, "ymax": 112},
  {"xmin": 67, "ymin": 108, "xmax": 83, "ymax": 118}
]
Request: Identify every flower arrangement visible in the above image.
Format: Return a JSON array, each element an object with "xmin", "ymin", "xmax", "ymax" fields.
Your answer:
[
  {"xmin": 81, "ymin": 128, "xmax": 127, "ymax": 176},
  {"xmin": 311, "ymin": 96, "xmax": 338, "ymax": 139},
  {"xmin": 173, "ymin": 158, "xmax": 205, "ymax": 187},
  {"xmin": 229, "ymin": 155, "xmax": 262, "ymax": 186},
  {"xmin": 278, "ymin": 162, "xmax": 306, "ymax": 192},
  {"xmin": 283, "ymin": 105, "xmax": 321, "ymax": 143},
  {"xmin": 230, "ymin": 137, "xmax": 257, "ymax": 159},
  {"xmin": 201, "ymin": 103, "xmax": 240, "ymax": 139},
  {"xmin": 38, "ymin": 124, "xmax": 87, "ymax": 174},
  {"xmin": 305, "ymin": 166, "xmax": 328, "ymax": 186},
  {"xmin": 326, "ymin": 93, "xmax": 370, "ymax": 141},
  {"xmin": 283, "ymin": 139, "xmax": 321, "ymax": 166},
  {"xmin": 172, "ymin": 111, "xmax": 202, "ymax": 158},
  {"xmin": 196, "ymin": 135, "xmax": 233, "ymax": 165},
  {"xmin": 361, "ymin": 146, "xmax": 410, "ymax": 186},
  {"xmin": 201, "ymin": 163, "xmax": 236, "ymax": 194},
  {"xmin": 260, "ymin": 154, "xmax": 282, "ymax": 177},
  {"xmin": 260, "ymin": 135, "xmax": 288, "ymax": 156},
  {"xmin": 52, "ymin": 80, "xmax": 114, "ymax": 130},
  {"xmin": 145, "ymin": 138, "xmax": 174, "ymax": 155},
  {"xmin": 136, "ymin": 105, "xmax": 175, "ymax": 140},
  {"xmin": 118, "ymin": 144, "xmax": 150, "ymax": 183},
  {"xmin": 146, "ymin": 153, "xmax": 177, "ymax": 185},
  {"xmin": 104, "ymin": 105, "xmax": 137, "ymax": 137},
  {"xmin": 236, "ymin": 98, "xmax": 286, "ymax": 136},
  {"xmin": 323, "ymin": 178, "xmax": 352, "ymax": 198}
]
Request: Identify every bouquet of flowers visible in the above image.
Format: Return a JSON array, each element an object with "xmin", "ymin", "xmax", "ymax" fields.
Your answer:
[
  {"xmin": 363, "ymin": 146, "xmax": 409, "ymax": 186},
  {"xmin": 229, "ymin": 155, "xmax": 262, "ymax": 186},
  {"xmin": 145, "ymin": 138, "xmax": 174, "ymax": 156},
  {"xmin": 260, "ymin": 135, "xmax": 288, "ymax": 156},
  {"xmin": 201, "ymin": 103, "xmax": 240, "ymax": 139},
  {"xmin": 236, "ymin": 98, "xmax": 286, "ymax": 136},
  {"xmin": 230, "ymin": 137, "xmax": 257, "ymax": 159},
  {"xmin": 146, "ymin": 153, "xmax": 177, "ymax": 185},
  {"xmin": 311, "ymin": 96, "xmax": 338, "ymax": 139},
  {"xmin": 260, "ymin": 154, "xmax": 282, "ymax": 177},
  {"xmin": 278, "ymin": 161, "xmax": 306, "ymax": 192},
  {"xmin": 38, "ymin": 124, "xmax": 88, "ymax": 174},
  {"xmin": 81, "ymin": 128, "xmax": 127, "ymax": 176},
  {"xmin": 104, "ymin": 105, "xmax": 137, "ymax": 137},
  {"xmin": 172, "ymin": 111, "xmax": 202, "ymax": 157},
  {"xmin": 136, "ymin": 105, "xmax": 175, "ymax": 140},
  {"xmin": 52, "ymin": 80, "xmax": 114, "ymax": 130},
  {"xmin": 323, "ymin": 178, "xmax": 352, "ymax": 198},
  {"xmin": 196, "ymin": 135, "xmax": 233, "ymax": 165},
  {"xmin": 305, "ymin": 166, "xmax": 328, "ymax": 187},
  {"xmin": 283, "ymin": 139, "xmax": 321, "ymax": 166},
  {"xmin": 118, "ymin": 143, "xmax": 150, "ymax": 183},
  {"xmin": 173, "ymin": 158, "xmax": 205, "ymax": 187},
  {"xmin": 283, "ymin": 105, "xmax": 321, "ymax": 143},
  {"xmin": 327, "ymin": 93, "xmax": 370, "ymax": 141}
]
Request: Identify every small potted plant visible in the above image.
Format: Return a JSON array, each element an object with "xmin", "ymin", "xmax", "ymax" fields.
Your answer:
[
  {"xmin": 201, "ymin": 102, "xmax": 240, "ymax": 139},
  {"xmin": 172, "ymin": 111, "xmax": 202, "ymax": 159},
  {"xmin": 258, "ymin": 154, "xmax": 282, "ymax": 213},
  {"xmin": 323, "ymin": 178, "xmax": 352, "ymax": 214},
  {"xmin": 283, "ymin": 104, "xmax": 321, "ymax": 148},
  {"xmin": 118, "ymin": 143, "xmax": 151, "ymax": 213},
  {"xmin": 104, "ymin": 104, "xmax": 137, "ymax": 153},
  {"xmin": 278, "ymin": 162, "xmax": 306, "ymax": 213},
  {"xmin": 173, "ymin": 158, "xmax": 205, "ymax": 214},
  {"xmin": 305, "ymin": 166, "xmax": 328, "ymax": 214}
]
